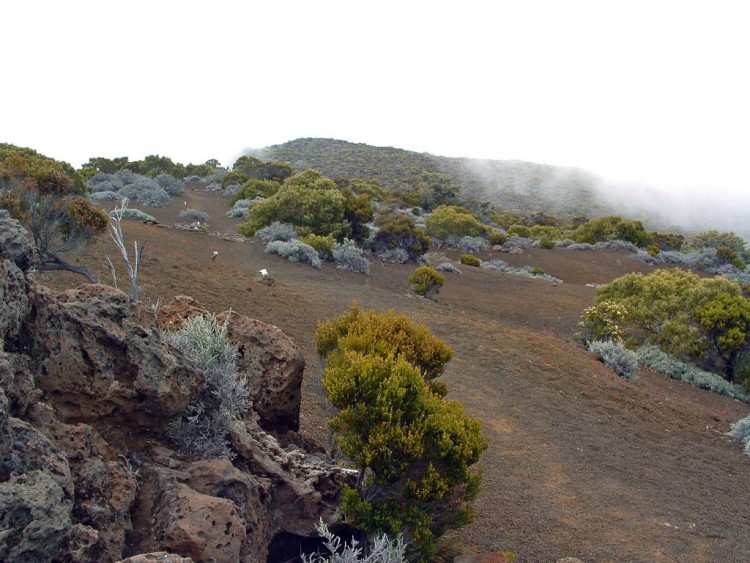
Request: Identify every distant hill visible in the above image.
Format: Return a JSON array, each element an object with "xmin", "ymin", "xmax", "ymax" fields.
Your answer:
[{"xmin": 248, "ymin": 138, "xmax": 614, "ymax": 219}]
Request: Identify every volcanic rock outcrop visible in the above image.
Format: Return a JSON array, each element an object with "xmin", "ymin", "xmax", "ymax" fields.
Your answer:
[{"xmin": 0, "ymin": 211, "xmax": 349, "ymax": 562}]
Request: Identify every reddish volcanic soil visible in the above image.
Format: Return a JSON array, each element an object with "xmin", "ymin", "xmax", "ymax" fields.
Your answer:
[{"xmin": 39, "ymin": 186, "xmax": 750, "ymax": 562}]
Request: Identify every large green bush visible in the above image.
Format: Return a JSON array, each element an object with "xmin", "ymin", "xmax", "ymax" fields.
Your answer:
[
  {"xmin": 424, "ymin": 205, "xmax": 487, "ymax": 240},
  {"xmin": 238, "ymin": 170, "xmax": 350, "ymax": 238},
  {"xmin": 316, "ymin": 306, "xmax": 486, "ymax": 560},
  {"xmin": 572, "ymin": 215, "xmax": 653, "ymax": 247},
  {"xmin": 584, "ymin": 268, "xmax": 750, "ymax": 381},
  {"xmin": 372, "ymin": 215, "xmax": 430, "ymax": 260}
]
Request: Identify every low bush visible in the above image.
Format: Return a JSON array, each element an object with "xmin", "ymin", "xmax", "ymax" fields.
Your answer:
[
  {"xmin": 637, "ymin": 346, "xmax": 750, "ymax": 402},
  {"xmin": 488, "ymin": 232, "xmax": 508, "ymax": 246},
  {"xmin": 265, "ymin": 239, "xmax": 322, "ymax": 269},
  {"xmin": 301, "ymin": 518, "xmax": 406, "ymax": 563},
  {"xmin": 155, "ymin": 173, "xmax": 185, "ymax": 195},
  {"xmin": 449, "ymin": 235, "xmax": 489, "ymax": 253},
  {"xmin": 588, "ymin": 340, "xmax": 639, "ymax": 382},
  {"xmin": 165, "ymin": 313, "xmax": 249, "ymax": 458},
  {"xmin": 460, "ymin": 254, "xmax": 481, "ymax": 267},
  {"xmin": 333, "ymin": 238, "xmax": 370, "ymax": 274},
  {"xmin": 435, "ymin": 262, "xmax": 462, "ymax": 274},
  {"xmin": 301, "ymin": 233, "xmax": 336, "ymax": 260},
  {"xmin": 89, "ymin": 191, "xmax": 125, "ymax": 203},
  {"xmin": 376, "ymin": 247, "xmax": 409, "ymax": 263},
  {"xmin": 88, "ymin": 172, "xmax": 124, "ymax": 193},
  {"xmin": 179, "ymin": 208, "xmax": 209, "ymax": 222},
  {"xmin": 481, "ymin": 259, "xmax": 563, "ymax": 283},
  {"xmin": 107, "ymin": 206, "xmax": 156, "ymax": 222},
  {"xmin": 409, "ymin": 265, "xmax": 444, "ymax": 297},
  {"xmin": 728, "ymin": 414, "xmax": 750, "ymax": 456},
  {"xmin": 255, "ymin": 221, "xmax": 298, "ymax": 241}
]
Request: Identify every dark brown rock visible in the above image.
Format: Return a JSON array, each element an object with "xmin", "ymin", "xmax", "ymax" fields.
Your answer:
[
  {"xmin": 26, "ymin": 284, "xmax": 203, "ymax": 428},
  {"xmin": 218, "ymin": 310, "xmax": 305, "ymax": 433}
]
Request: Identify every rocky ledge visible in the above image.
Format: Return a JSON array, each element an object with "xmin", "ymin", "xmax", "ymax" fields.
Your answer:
[{"xmin": 0, "ymin": 210, "xmax": 351, "ymax": 562}]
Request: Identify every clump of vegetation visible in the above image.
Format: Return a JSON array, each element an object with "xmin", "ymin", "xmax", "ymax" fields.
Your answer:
[
  {"xmin": 265, "ymin": 239, "xmax": 322, "ymax": 269},
  {"xmin": 302, "ymin": 233, "xmax": 336, "ymax": 260},
  {"xmin": 372, "ymin": 215, "xmax": 430, "ymax": 261},
  {"xmin": 1, "ymin": 144, "xmax": 109, "ymax": 282},
  {"xmin": 480, "ymin": 259, "xmax": 563, "ymax": 283},
  {"xmin": 165, "ymin": 313, "xmax": 249, "ymax": 458},
  {"xmin": 459, "ymin": 254, "xmax": 481, "ymax": 267},
  {"xmin": 316, "ymin": 306, "xmax": 486, "ymax": 559},
  {"xmin": 588, "ymin": 340, "xmax": 639, "ymax": 382},
  {"xmin": 435, "ymin": 262, "xmax": 462, "ymax": 275},
  {"xmin": 409, "ymin": 265, "xmax": 445, "ymax": 298},
  {"xmin": 425, "ymin": 205, "xmax": 487, "ymax": 241},
  {"xmin": 450, "ymin": 235, "xmax": 489, "ymax": 253},
  {"xmin": 333, "ymin": 239, "xmax": 370, "ymax": 274},
  {"xmin": 728, "ymin": 414, "xmax": 750, "ymax": 456},
  {"xmin": 230, "ymin": 178, "xmax": 281, "ymax": 203},
  {"xmin": 572, "ymin": 215, "xmax": 653, "ymax": 247},
  {"xmin": 155, "ymin": 173, "xmax": 185, "ymax": 195},
  {"xmin": 577, "ymin": 301, "xmax": 628, "ymax": 343},
  {"xmin": 255, "ymin": 221, "xmax": 298, "ymax": 241},
  {"xmin": 590, "ymin": 269, "xmax": 750, "ymax": 382},
  {"xmin": 179, "ymin": 208, "xmax": 209, "ymax": 222},
  {"xmin": 637, "ymin": 346, "xmax": 749, "ymax": 402},
  {"xmin": 301, "ymin": 518, "xmax": 406, "ymax": 563}
]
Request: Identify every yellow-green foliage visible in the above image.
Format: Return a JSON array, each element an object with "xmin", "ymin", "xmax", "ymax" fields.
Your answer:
[
  {"xmin": 316, "ymin": 306, "xmax": 487, "ymax": 560},
  {"xmin": 425, "ymin": 205, "xmax": 487, "ymax": 240},
  {"xmin": 507, "ymin": 224, "xmax": 531, "ymax": 238},
  {"xmin": 237, "ymin": 169, "xmax": 349, "ymax": 238},
  {"xmin": 300, "ymin": 233, "xmax": 335, "ymax": 259},
  {"xmin": 591, "ymin": 268, "xmax": 750, "ymax": 381},
  {"xmin": 572, "ymin": 215, "xmax": 653, "ymax": 247},
  {"xmin": 316, "ymin": 304, "xmax": 452, "ymax": 381},
  {"xmin": 459, "ymin": 254, "xmax": 480, "ymax": 267},
  {"xmin": 230, "ymin": 179, "xmax": 281, "ymax": 204},
  {"xmin": 409, "ymin": 265, "xmax": 445, "ymax": 298}
]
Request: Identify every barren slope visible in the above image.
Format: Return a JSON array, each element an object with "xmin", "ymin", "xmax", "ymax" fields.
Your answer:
[{"xmin": 39, "ymin": 187, "xmax": 750, "ymax": 562}]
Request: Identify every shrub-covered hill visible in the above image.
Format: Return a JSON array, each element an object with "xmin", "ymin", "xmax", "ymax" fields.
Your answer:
[{"xmin": 248, "ymin": 137, "xmax": 613, "ymax": 218}]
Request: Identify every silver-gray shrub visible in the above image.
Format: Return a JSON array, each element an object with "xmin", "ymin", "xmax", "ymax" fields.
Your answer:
[
  {"xmin": 226, "ymin": 206, "xmax": 249, "ymax": 219},
  {"xmin": 333, "ymin": 238, "xmax": 370, "ymax": 274},
  {"xmin": 117, "ymin": 176, "xmax": 170, "ymax": 207},
  {"xmin": 301, "ymin": 518, "xmax": 406, "ymax": 563},
  {"xmin": 165, "ymin": 313, "xmax": 249, "ymax": 459},
  {"xmin": 89, "ymin": 191, "xmax": 126, "ymax": 203},
  {"xmin": 265, "ymin": 239, "xmax": 322, "ymax": 269},
  {"xmin": 447, "ymin": 235, "xmax": 489, "ymax": 253},
  {"xmin": 255, "ymin": 221, "xmax": 298, "ymax": 241},
  {"xmin": 155, "ymin": 173, "xmax": 185, "ymax": 195},
  {"xmin": 114, "ymin": 169, "xmax": 138, "ymax": 184},
  {"xmin": 180, "ymin": 208, "xmax": 209, "ymax": 222},
  {"xmin": 110, "ymin": 207, "xmax": 156, "ymax": 222},
  {"xmin": 227, "ymin": 197, "xmax": 266, "ymax": 218},
  {"xmin": 637, "ymin": 346, "xmax": 750, "ymax": 402},
  {"xmin": 435, "ymin": 262, "xmax": 462, "ymax": 274},
  {"xmin": 501, "ymin": 236, "xmax": 533, "ymax": 251},
  {"xmin": 588, "ymin": 340, "xmax": 639, "ymax": 382},
  {"xmin": 481, "ymin": 259, "xmax": 563, "ymax": 283},
  {"xmin": 88, "ymin": 173, "xmax": 124, "ymax": 193},
  {"xmin": 376, "ymin": 248, "xmax": 409, "ymax": 264},
  {"xmin": 728, "ymin": 414, "xmax": 750, "ymax": 456},
  {"xmin": 223, "ymin": 184, "xmax": 242, "ymax": 198}
]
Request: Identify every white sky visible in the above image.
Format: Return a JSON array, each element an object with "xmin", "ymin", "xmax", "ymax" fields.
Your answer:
[{"xmin": 2, "ymin": 1, "xmax": 749, "ymax": 200}]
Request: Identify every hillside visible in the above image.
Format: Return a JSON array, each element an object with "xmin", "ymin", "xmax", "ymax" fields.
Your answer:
[
  {"xmin": 36, "ymin": 185, "xmax": 750, "ymax": 562},
  {"xmin": 249, "ymin": 138, "xmax": 613, "ymax": 218}
]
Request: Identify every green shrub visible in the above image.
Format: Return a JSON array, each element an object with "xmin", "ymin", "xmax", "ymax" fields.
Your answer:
[
  {"xmin": 572, "ymin": 215, "xmax": 653, "ymax": 247},
  {"xmin": 409, "ymin": 265, "xmax": 445, "ymax": 298},
  {"xmin": 459, "ymin": 254, "xmax": 480, "ymax": 267},
  {"xmin": 301, "ymin": 233, "xmax": 336, "ymax": 260},
  {"xmin": 425, "ymin": 205, "xmax": 487, "ymax": 240},
  {"xmin": 507, "ymin": 224, "xmax": 531, "ymax": 238},
  {"xmin": 230, "ymin": 179, "xmax": 281, "ymax": 204},
  {"xmin": 540, "ymin": 239, "xmax": 555, "ymax": 249},
  {"xmin": 372, "ymin": 215, "xmax": 430, "ymax": 260},
  {"xmin": 316, "ymin": 306, "xmax": 486, "ymax": 559},
  {"xmin": 488, "ymin": 232, "xmax": 507, "ymax": 246}
]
